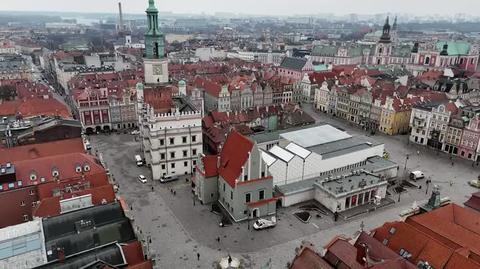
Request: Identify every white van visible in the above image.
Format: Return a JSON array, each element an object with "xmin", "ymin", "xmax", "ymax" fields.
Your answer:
[
  {"xmin": 135, "ymin": 155, "xmax": 143, "ymax": 166},
  {"xmin": 410, "ymin": 171, "xmax": 425, "ymax": 180},
  {"xmin": 160, "ymin": 174, "xmax": 179, "ymax": 183}
]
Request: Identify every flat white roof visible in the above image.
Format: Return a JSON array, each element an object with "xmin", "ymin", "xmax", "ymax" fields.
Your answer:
[
  {"xmin": 0, "ymin": 219, "xmax": 46, "ymax": 269},
  {"xmin": 285, "ymin": 143, "xmax": 311, "ymax": 159},
  {"xmin": 280, "ymin": 125, "xmax": 351, "ymax": 148},
  {"xmin": 269, "ymin": 145, "xmax": 294, "ymax": 163},
  {"xmin": 261, "ymin": 151, "xmax": 277, "ymax": 166}
]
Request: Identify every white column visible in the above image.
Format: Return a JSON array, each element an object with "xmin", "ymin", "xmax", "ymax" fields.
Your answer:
[{"xmin": 247, "ymin": 152, "xmax": 251, "ymax": 180}]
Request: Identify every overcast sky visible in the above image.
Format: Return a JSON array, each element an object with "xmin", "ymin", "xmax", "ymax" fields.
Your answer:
[{"xmin": 0, "ymin": 0, "xmax": 479, "ymax": 16}]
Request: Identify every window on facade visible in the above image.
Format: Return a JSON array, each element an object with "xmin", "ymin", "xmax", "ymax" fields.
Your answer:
[
  {"xmin": 183, "ymin": 150, "xmax": 188, "ymax": 157},
  {"xmin": 169, "ymin": 138, "xmax": 174, "ymax": 145},
  {"xmin": 161, "ymin": 153, "xmax": 165, "ymax": 160},
  {"xmin": 23, "ymin": 214, "xmax": 28, "ymax": 221},
  {"xmin": 245, "ymin": 193, "xmax": 251, "ymax": 203},
  {"xmin": 358, "ymin": 193, "xmax": 364, "ymax": 205},
  {"xmin": 182, "ymin": 136, "xmax": 187, "ymax": 143},
  {"xmin": 20, "ymin": 201, "xmax": 25, "ymax": 206},
  {"xmin": 230, "ymin": 191, "xmax": 233, "ymax": 200},
  {"xmin": 223, "ymin": 183, "xmax": 225, "ymax": 192},
  {"xmin": 192, "ymin": 135, "xmax": 197, "ymax": 142},
  {"xmin": 345, "ymin": 196, "xmax": 351, "ymax": 208},
  {"xmin": 171, "ymin": 163, "xmax": 175, "ymax": 168},
  {"xmin": 244, "ymin": 175, "xmax": 248, "ymax": 181},
  {"xmin": 382, "ymin": 239, "xmax": 389, "ymax": 245},
  {"xmin": 184, "ymin": 161, "xmax": 188, "ymax": 167},
  {"xmin": 259, "ymin": 190, "xmax": 265, "ymax": 200},
  {"xmin": 193, "ymin": 160, "xmax": 197, "ymax": 166},
  {"xmin": 161, "ymin": 164, "xmax": 166, "ymax": 169},
  {"xmin": 170, "ymin": 152, "xmax": 175, "ymax": 159},
  {"xmin": 31, "ymin": 202, "xmax": 36, "ymax": 207},
  {"xmin": 351, "ymin": 195, "xmax": 357, "ymax": 207},
  {"xmin": 261, "ymin": 171, "xmax": 265, "ymax": 177},
  {"xmin": 160, "ymin": 139, "xmax": 164, "ymax": 146},
  {"xmin": 192, "ymin": 149, "xmax": 197, "ymax": 156}
]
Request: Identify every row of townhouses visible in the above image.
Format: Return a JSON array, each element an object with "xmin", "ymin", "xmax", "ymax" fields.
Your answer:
[{"xmin": 410, "ymin": 103, "xmax": 480, "ymax": 162}]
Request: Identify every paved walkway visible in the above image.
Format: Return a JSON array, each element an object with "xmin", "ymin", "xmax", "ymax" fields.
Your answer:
[{"xmin": 90, "ymin": 104, "xmax": 480, "ymax": 268}]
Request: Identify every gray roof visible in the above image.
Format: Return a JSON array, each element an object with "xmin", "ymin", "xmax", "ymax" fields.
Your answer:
[
  {"xmin": 280, "ymin": 124, "xmax": 352, "ymax": 148},
  {"xmin": 317, "ymin": 171, "xmax": 387, "ymax": 197},
  {"xmin": 307, "ymin": 135, "xmax": 382, "ymax": 159},
  {"xmin": 42, "ymin": 202, "xmax": 136, "ymax": 262},
  {"xmin": 276, "ymin": 156, "xmax": 396, "ymax": 195},
  {"xmin": 34, "ymin": 242, "xmax": 125, "ymax": 269},
  {"xmin": 279, "ymin": 57, "xmax": 307, "ymax": 71},
  {"xmin": 250, "ymin": 123, "xmax": 326, "ymax": 144}
]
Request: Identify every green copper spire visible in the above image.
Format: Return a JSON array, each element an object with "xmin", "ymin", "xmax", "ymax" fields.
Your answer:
[
  {"xmin": 144, "ymin": 0, "xmax": 164, "ymax": 59},
  {"xmin": 147, "ymin": 0, "xmax": 158, "ymax": 12}
]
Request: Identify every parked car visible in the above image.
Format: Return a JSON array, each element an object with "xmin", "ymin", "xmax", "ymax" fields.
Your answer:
[
  {"xmin": 253, "ymin": 216, "xmax": 277, "ymax": 230},
  {"xmin": 409, "ymin": 171, "xmax": 425, "ymax": 180},
  {"xmin": 160, "ymin": 174, "xmax": 179, "ymax": 183},
  {"xmin": 138, "ymin": 175, "xmax": 147, "ymax": 184},
  {"xmin": 469, "ymin": 179, "xmax": 480, "ymax": 188},
  {"xmin": 135, "ymin": 155, "xmax": 143, "ymax": 166}
]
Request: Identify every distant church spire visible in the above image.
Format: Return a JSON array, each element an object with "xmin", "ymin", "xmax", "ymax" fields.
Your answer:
[
  {"xmin": 392, "ymin": 16, "xmax": 397, "ymax": 31},
  {"xmin": 379, "ymin": 16, "xmax": 391, "ymax": 43}
]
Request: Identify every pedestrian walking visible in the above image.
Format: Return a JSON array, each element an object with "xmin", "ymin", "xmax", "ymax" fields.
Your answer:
[
  {"xmin": 216, "ymin": 237, "xmax": 220, "ymax": 243},
  {"xmin": 197, "ymin": 253, "xmax": 200, "ymax": 261},
  {"xmin": 151, "ymin": 186, "xmax": 154, "ymax": 192}
]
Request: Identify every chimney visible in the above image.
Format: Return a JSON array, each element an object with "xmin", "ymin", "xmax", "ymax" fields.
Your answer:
[{"xmin": 118, "ymin": 2, "xmax": 124, "ymax": 33}]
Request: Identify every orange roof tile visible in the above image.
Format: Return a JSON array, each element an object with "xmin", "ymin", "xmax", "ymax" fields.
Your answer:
[{"xmin": 0, "ymin": 138, "xmax": 85, "ymax": 163}]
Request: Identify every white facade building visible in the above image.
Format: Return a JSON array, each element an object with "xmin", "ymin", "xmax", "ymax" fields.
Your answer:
[
  {"xmin": 260, "ymin": 125, "xmax": 397, "ymax": 209},
  {"xmin": 139, "ymin": 96, "xmax": 203, "ymax": 181}
]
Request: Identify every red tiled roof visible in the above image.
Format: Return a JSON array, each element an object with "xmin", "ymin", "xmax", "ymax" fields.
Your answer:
[
  {"xmin": 218, "ymin": 129, "xmax": 253, "ymax": 188},
  {"xmin": 13, "ymin": 153, "xmax": 105, "ymax": 189},
  {"xmin": 202, "ymin": 115, "xmax": 214, "ymax": 129},
  {"xmin": 121, "ymin": 241, "xmax": 149, "ymax": 267},
  {"xmin": 143, "ymin": 87, "xmax": 174, "ymax": 113},
  {"xmin": 465, "ymin": 192, "xmax": 480, "ymax": 212},
  {"xmin": 201, "ymin": 155, "xmax": 218, "ymax": 177},
  {"xmin": 0, "ymin": 138, "xmax": 85, "ymax": 163},
  {"xmin": 326, "ymin": 237, "xmax": 364, "ymax": 269},
  {"xmin": 238, "ymin": 176, "xmax": 272, "ymax": 186},
  {"xmin": 33, "ymin": 184, "xmax": 115, "ymax": 218},
  {"xmin": 247, "ymin": 197, "xmax": 277, "ymax": 208},
  {"xmin": 0, "ymin": 98, "xmax": 71, "ymax": 118},
  {"xmin": 290, "ymin": 246, "xmax": 333, "ymax": 269},
  {"xmin": 373, "ymin": 221, "xmax": 453, "ymax": 269},
  {"xmin": 406, "ymin": 204, "xmax": 480, "ymax": 256}
]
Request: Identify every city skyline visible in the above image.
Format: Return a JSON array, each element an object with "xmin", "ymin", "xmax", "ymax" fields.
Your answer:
[{"xmin": 0, "ymin": 0, "xmax": 479, "ymax": 17}]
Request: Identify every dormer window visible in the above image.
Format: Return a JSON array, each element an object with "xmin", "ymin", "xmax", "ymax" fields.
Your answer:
[
  {"xmin": 51, "ymin": 167, "xmax": 59, "ymax": 178},
  {"xmin": 75, "ymin": 164, "xmax": 82, "ymax": 173},
  {"xmin": 30, "ymin": 172, "xmax": 37, "ymax": 181},
  {"xmin": 83, "ymin": 163, "xmax": 91, "ymax": 172}
]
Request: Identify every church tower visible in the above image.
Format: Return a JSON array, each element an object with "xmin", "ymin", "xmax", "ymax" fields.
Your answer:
[
  {"xmin": 391, "ymin": 16, "xmax": 398, "ymax": 43},
  {"xmin": 143, "ymin": 0, "xmax": 168, "ymax": 85},
  {"xmin": 379, "ymin": 16, "xmax": 391, "ymax": 44}
]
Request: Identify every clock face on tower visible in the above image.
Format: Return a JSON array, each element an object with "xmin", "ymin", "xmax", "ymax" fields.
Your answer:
[{"xmin": 153, "ymin": 64, "xmax": 163, "ymax": 75}]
